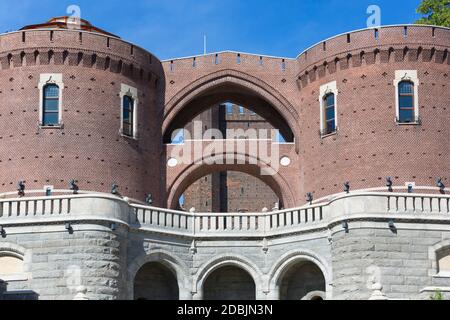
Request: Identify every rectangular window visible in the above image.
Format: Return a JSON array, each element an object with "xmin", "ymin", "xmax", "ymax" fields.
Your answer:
[
  {"xmin": 323, "ymin": 93, "xmax": 336, "ymax": 135},
  {"xmin": 123, "ymin": 95, "xmax": 134, "ymax": 137},
  {"xmin": 398, "ymin": 81, "xmax": 415, "ymax": 123},
  {"xmin": 226, "ymin": 104, "xmax": 234, "ymax": 115},
  {"xmin": 43, "ymin": 84, "xmax": 60, "ymax": 126}
]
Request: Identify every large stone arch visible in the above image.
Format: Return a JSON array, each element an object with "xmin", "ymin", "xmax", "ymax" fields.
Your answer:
[
  {"xmin": 193, "ymin": 254, "xmax": 264, "ymax": 300},
  {"xmin": 162, "ymin": 69, "xmax": 300, "ymax": 149},
  {"xmin": 267, "ymin": 249, "xmax": 333, "ymax": 300},
  {"xmin": 127, "ymin": 250, "xmax": 191, "ymax": 300},
  {"xmin": 167, "ymin": 152, "xmax": 296, "ymax": 210}
]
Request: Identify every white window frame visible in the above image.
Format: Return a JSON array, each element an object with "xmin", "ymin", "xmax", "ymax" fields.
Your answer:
[
  {"xmin": 319, "ymin": 81, "xmax": 338, "ymax": 137},
  {"xmin": 120, "ymin": 84, "xmax": 139, "ymax": 139},
  {"xmin": 394, "ymin": 70, "xmax": 420, "ymax": 125},
  {"xmin": 38, "ymin": 73, "xmax": 64, "ymax": 128}
]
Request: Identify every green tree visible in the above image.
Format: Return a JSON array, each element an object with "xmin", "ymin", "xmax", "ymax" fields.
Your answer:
[{"xmin": 416, "ymin": 0, "xmax": 450, "ymax": 27}]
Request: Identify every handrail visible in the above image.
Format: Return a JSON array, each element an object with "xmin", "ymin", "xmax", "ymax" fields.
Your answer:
[{"xmin": 0, "ymin": 191, "xmax": 449, "ymax": 238}]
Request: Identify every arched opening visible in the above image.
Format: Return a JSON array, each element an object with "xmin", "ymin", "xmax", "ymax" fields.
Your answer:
[
  {"xmin": 133, "ymin": 262, "xmax": 179, "ymax": 300},
  {"xmin": 0, "ymin": 253, "xmax": 24, "ymax": 276},
  {"xmin": 203, "ymin": 266, "xmax": 256, "ymax": 300},
  {"xmin": 180, "ymin": 170, "xmax": 280, "ymax": 213},
  {"xmin": 168, "ymin": 154, "xmax": 295, "ymax": 210},
  {"xmin": 437, "ymin": 247, "xmax": 450, "ymax": 277},
  {"xmin": 279, "ymin": 261, "xmax": 326, "ymax": 300},
  {"xmin": 163, "ymin": 81, "xmax": 296, "ymax": 144}
]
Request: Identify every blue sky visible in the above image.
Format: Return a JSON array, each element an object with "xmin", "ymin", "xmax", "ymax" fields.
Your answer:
[{"xmin": 0, "ymin": 0, "xmax": 423, "ymax": 60}]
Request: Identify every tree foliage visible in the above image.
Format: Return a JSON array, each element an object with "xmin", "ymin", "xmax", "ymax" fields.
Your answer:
[{"xmin": 416, "ymin": 0, "xmax": 450, "ymax": 27}]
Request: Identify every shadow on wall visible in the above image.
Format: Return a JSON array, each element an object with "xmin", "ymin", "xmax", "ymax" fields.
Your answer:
[{"xmin": 0, "ymin": 280, "xmax": 39, "ymax": 301}]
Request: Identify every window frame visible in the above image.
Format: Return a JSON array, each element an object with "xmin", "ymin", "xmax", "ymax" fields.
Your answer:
[
  {"xmin": 394, "ymin": 70, "xmax": 420, "ymax": 125},
  {"xmin": 120, "ymin": 84, "xmax": 139, "ymax": 139},
  {"xmin": 323, "ymin": 93, "xmax": 337, "ymax": 135},
  {"xmin": 38, "ymin": 74, "xmax": 64, "ymax": 128},
  {"xmin": 319, "ymin": 81, "xmax": 338, "ymax": 138},
  {"xmin": 42, "ymin": 84, "xmax": 60, "ymax": 126},
  {"xmin": 122, "ymin": 95, "xmax": 135, "ymax": 137}
]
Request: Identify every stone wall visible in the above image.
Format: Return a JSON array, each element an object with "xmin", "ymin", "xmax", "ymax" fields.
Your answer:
[
  {"xmin": 0, "ymin": 224, "xmax": 126, "ymax": 300},
  {"xmin": 331, "ymin": 223, "xmax": 450, "ymax": 300}
]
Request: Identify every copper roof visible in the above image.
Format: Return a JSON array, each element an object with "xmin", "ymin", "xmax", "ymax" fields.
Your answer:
[{"xmin": 20, "ymin": 16, "xmax": 120, "ymax": 38}]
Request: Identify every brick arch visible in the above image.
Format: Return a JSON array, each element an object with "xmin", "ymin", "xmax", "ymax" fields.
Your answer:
[
  {"xmin": 163, "ymin": 69, "xmax": 300, "ymax": 149},
  {"xmin": 167, "ymin": 152, "xmax": 296, "ymax": 210}
]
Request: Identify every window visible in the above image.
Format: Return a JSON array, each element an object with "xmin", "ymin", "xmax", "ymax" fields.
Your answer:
[
  {"xmin": 122, "ymin": 95, "xmax": 134, "ymax": 137},
  {"xmin": 398, "ymin": 81, "xmax": 415, "ymax": 123},
  {"xmin": 0, "ymin": 254, "xmax": 24, "ymax": 276},
  {"xmin": 120, "ymin": 84, "xmax": 139, "ymax": 139},
  {"xmin": 319, "ymin": 81, "xmax": 338, "ymax": 137},
  {"xmin": 38, "ymin": 74, "xmax": 63, "ymax": 128},
  {"xmin": 226, "ymin": 104, "xmax": 234, "ymax": 115},
  {"xmin": 42, "ymin": 84, "xmax": 60, "ymax": 126},
  {"xmin": 438, "ymin": 251, "xmax": 450, "ymax": 276},
  {"xmin": 323, "ymin": 93, "xmax": 336, "ymax": 134},
  {"xmin": 394, "ymin": 71, "xmax": 419, "ymax": 124},
  {"xmin": 239, "ymin": 106, "xmax": 245, "ymax": 115}
]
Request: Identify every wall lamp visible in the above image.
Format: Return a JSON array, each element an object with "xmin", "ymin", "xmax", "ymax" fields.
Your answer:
[
  {"xmin": 110, "ymin": 223, "xmax": 117, "ymax": 231},
  {"xmin": 65, "ymin": 223, "xmax": 73, "ymax": 234},
  {"xmin": 344, "ymin": 182, "xmax": 351, "ymax": 194},
  {"xmin": 145, "ymin": 194, "xmax": 153, "ymax": 206},
  {"xmin": 69, "ymin": 180, "xmax": 79, "ymax": 194},
  {"xmin": 306, "ymin": 193, "xmax": 314, "ymax": 205},
  {"xmin": 0, "ymin": 226, "xmax": 5, "ymax": 238},
  {"xmin": 111, "ymin": 183, "xmax": 119, "ymax": 196},
  {"xmin": 17, "ymin": 180, "xmax": 25, "ymax": 197},
  {"xmin": 388, "ymin": 220, "xmax": 397, "ymax": 233},
  {"xmin": 386, "ymin": 177, "xmax": 394, "ymax": 192},
  {"xmin": 342, "ymin": 221, "xmax": 349, "ymax": 233},
  {"xmin": 437, "ymin": 178, "xmax": 446, "ymax": 194},
  {"xmin": 407, "ymin": 184, "xmax": 414, "ymax": 194}
]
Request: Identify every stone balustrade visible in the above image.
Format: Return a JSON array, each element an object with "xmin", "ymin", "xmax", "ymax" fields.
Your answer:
[{"xmin": 0, "ymin": 191, "xmax": 449, "ymax": 238}]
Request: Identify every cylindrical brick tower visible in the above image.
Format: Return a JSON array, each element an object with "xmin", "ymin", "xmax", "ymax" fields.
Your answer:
[
  {"xmin": 297, "ymin": 25, "xmax": 450, "ymax": 201},
  {"xmin": 0, "ymin": 18, "xmax": 165, "ymax": 205}
]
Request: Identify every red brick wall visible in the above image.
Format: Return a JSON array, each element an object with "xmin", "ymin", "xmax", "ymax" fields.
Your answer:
[
  {"xmin": 0, "ymin": 29, "xmax": 165, "ymax": 205},
  {"xmin": 164, "ymin": 25, "xmax": 450, "ymax": 205},
  {"xmin": 182, "ymin": 105, "xmax": 279, "ymax": 213},
  {"xmin": 1, "ymin": 24, "xmax": 449, "ymax": 209}
]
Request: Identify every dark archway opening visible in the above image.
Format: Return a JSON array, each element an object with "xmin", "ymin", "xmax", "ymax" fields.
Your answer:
[
  {"xmin": 180, "ymin": 170, "xmax": 281, "ymax": 213},
  {"xmin": 163, "ymin": 83, "xmax": 295, "ymax": 144},
  {"xmin": 203, "ymin": 266, "xmax": 256, "ymax": 300},
  {"xmin": 279, "ymin": 261, "xmax": 326, "ymax": 300},
  {"xmin": 134, "ymin": 262, "xmax": 179, "ymax": 300}
]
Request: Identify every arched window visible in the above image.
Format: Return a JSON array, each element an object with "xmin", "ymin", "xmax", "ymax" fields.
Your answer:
[
  {"xmin": 398, "ymin": 81, "xmax": 415, "ymax": 123},
  {"xmin": 323, "ymin": 93, "xmax": 336, "ymax": 135},
  {"xmin": 438, "ymin": 248, "xmax": 450, "ymax": 276},
  {"xmin": 0, "ymin": 253, "xmax": 24, "ymax": 276},
  {"xmin": 43, "ymin": 84, "xmax": 60, "ymax": 126},
  {"xmin": 122, "ymin": 95, "xmax": 134, "ymax": 137}
]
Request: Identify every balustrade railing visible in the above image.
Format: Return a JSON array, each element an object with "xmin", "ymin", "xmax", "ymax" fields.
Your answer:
[
  {"xmin": 0, "ymin": 197, "xmax": 71, "ymax": 219},
  {"xmin": 0, "ymin": 192, "xmax": 449, "ymax": 237}
]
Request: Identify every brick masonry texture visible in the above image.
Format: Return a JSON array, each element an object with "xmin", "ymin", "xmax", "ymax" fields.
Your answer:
[
  {"xmin": 0, "ymin": 25, "xmax": 448, "ymax": 207},
  {"xmin": 0, "ymin": 22, "xmax": 449, "ymax": 301}
]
